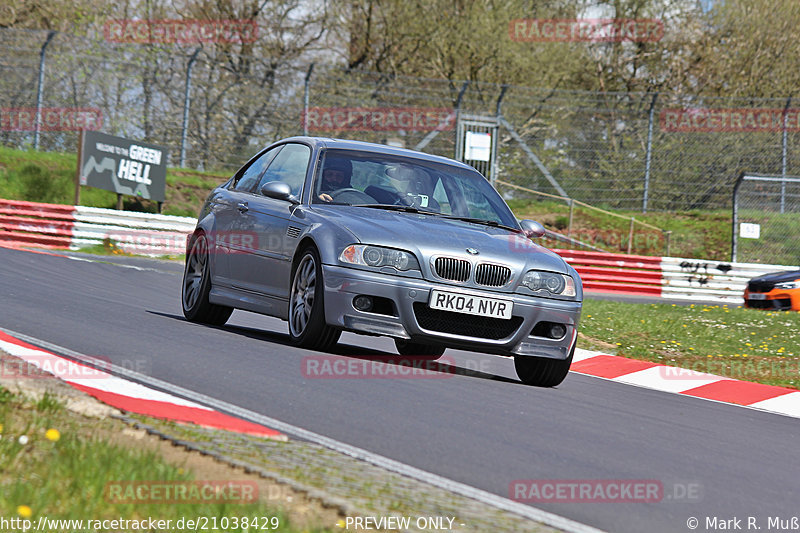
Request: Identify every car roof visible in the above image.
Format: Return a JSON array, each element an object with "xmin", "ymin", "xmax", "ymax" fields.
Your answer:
[{"xmin": 277, "ymin": 136, "xmax": 476, "ymax": 170}]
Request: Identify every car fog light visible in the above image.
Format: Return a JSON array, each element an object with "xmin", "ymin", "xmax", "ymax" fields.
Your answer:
[
  {"xmin": 550, "ymin": 323, "xmax": 566, "ymax": 339},
  {"xmin": 353, "ymin": 295, "xmax": 373, "ymax": 312}
]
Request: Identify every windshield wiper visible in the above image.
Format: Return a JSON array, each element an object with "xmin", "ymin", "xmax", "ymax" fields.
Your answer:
[
  {"xmin": 352, "ymin": 204, "xmax": 441, "ymax": 215},
  {"xmin": 440, "ymin": 215, "xmax": 519, "ymax": 232}
]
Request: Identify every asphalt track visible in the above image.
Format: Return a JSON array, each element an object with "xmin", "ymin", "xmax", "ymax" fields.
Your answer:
[{"xmin": 1, "ymin": 246, "xmax": 798, "ymax": 533}]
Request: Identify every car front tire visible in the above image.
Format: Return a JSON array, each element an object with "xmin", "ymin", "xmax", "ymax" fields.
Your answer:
[
  {"xmin": 182, "ymin": 233, "xmax": 233, "ymax": 326},
  {"xmin": 514, "ymin": 345, "xmax": 574, "ymax": 387},
  {"xmin": 288, "ymin": 246, "xmax": 341, "ymax": 350}
]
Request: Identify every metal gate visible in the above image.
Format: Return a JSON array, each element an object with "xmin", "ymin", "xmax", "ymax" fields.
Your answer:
[
  {"xmin": 455, "ymin": 114, "xmax": 499, "ymax": 185},
  {"xmin": 732, "ymin": 172, "xmax": 800, "ymax": 264}
]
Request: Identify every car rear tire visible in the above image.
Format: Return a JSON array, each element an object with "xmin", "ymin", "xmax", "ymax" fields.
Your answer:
[
  {"xmin": 288, "ymin": 247, "xmax": 341, "ymax": 350},
  {"xmin": 514, "ymin": 345, "xmax": 574, "ymax": 387},
  {"xmin": 394, "ymin": 340, "xmax": 445, "ymax": 360},
  {"xmin": 182, "ymin": 233, "xmax": 233, "ymax": 326}
]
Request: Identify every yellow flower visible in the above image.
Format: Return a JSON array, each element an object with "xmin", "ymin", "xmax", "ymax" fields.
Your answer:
[
  {"xmin": 45, "ymin": 428, "xmax": 60, "ymax": 442},
  {"xmin": 0, "ymin": 423, "xmax": 3, "ymax": 433},
  {"xmin": 336, "ymin": 519, "xmax": 346, "ymax": 528},
  {"xmin": 17, "ymin": 506, "xmax": 32, "ymax": 518}
]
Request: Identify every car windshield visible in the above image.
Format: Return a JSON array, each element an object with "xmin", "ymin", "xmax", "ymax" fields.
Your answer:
[{"xmin": 312, "ymin": 149, "xmax": 519, "ymax": 228}]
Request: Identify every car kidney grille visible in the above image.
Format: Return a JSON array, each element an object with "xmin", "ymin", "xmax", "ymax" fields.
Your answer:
[
  {"xmin": 748, "ymin": 280, "xmax": 775, "ymax": 293},
  {"xmin": 413, "ymin": 303, "xmax": 522, "ymax": 340},
  {"xmin": 434, "ymin": 257, "xmax": 471, "ymax": 282},
  {"xmin": 475, "ymin": 263, "xmax": 511, "ymax": 287}
]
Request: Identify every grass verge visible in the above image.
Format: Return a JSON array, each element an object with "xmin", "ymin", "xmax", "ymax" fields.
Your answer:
[
  {"xmin": 579, "ymin": 299, "xmax": 800, "ymax": 389},
  {"xmin": 0, "ymin": 384, "xmax": 332, "ymax": 532}
]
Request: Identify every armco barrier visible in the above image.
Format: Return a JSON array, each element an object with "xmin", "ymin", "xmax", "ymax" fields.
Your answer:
[
  {"xmin": 0, "ymin": 199, "xmax": 196, "ymax": 255},
  {"xmin": 2, "ymin": 198, "xmax": 797, "ymax": 303},
  {"xmin": 554, "ymin": 249, "xmax": 663, "ymax": 296},
  {"xmin": 556, "ymin": 248, "xmax": 799, "ymax": 304},
  {"xmin": 660, "ymin": 257, "xmax": 799, "ymax": 304}
]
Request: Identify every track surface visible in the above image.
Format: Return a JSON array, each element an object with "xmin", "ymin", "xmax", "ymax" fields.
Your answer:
[{"xmin": 2, "ymin": 246, "xmax": 798, "ymax": 533}]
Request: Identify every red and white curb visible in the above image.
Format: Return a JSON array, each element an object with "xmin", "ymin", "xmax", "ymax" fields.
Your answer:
[
  {"xmin": 0, "ymin": 331, "xmax": 285, "ymax": 439},
  {"xmin": 572, "ymin": 348, "xmax": 800, "ymax": 418}
]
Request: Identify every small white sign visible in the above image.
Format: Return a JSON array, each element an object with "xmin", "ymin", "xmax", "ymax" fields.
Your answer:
[
  {"xmin": 740, "ymin": 222, "xmax": 761, "ymax": 239},
  {"xmin": 465, "ymin": 131, "xmax": 491, "ymax": 162}
]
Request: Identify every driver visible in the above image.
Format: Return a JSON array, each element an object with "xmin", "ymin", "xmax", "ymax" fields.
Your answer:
[
  {"xmin": 386, "ymin": 162, "xmax": 436, "ymax": 209},
  {"xmin": 317, "ymin": 158, "xmax": 352, "ymax": 202}
]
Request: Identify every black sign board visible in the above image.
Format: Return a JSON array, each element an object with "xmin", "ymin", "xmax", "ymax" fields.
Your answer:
[{"xmin": 79, "ymin": 131, "xmax": 168, "ymax": 202}]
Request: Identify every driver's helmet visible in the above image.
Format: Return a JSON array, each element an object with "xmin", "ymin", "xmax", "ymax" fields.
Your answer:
[
  {"xmin": 320, "ymin": 157, "xmax": 352, "ymax": 192},
  {"xmin": 386, "ymin": 162, "xmax": 429, "ymax": 195}
]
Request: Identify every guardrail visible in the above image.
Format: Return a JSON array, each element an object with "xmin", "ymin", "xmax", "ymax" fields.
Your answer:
[
  {"xmin": 554, "ymin": 249, "xmax": 663, "ymax": 296},
  {"xmin": 555, "ymin": 248, "xmax": 799, "ymax": 304},
  {"xmin": 0, "ymin": 199, "xmax": 195, "ymax": 255},
  {"xmin": 2, "ymin": 199, "xmax": 797, "ymax": 304}
]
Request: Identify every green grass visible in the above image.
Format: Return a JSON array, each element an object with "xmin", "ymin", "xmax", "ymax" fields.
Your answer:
[
  {"xmin": 0, "ymin": 386, "xmax": 329, "ymax": 532},
  {"xmin": 579, "ymin": 299, "xmax": 800, "ymax": 388},
  {"xmin": 0, "ymin": 146, "xmax": 229, "ymax": 218},
  {"xmin": 508, "ymin": 197, "xmax": 733, "ymax": 260}
]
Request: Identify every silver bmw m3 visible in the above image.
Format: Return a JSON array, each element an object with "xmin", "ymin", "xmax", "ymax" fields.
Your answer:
[{"xmin": 182, "ymin": 137, "xmax": 583, "ymax": 386}]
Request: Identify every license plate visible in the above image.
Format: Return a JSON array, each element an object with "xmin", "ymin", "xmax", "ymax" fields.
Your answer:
[
  {"xmin": 429, "ymin": 290, "xmax": 513, "ymax": 319},
  {"xmin": 748, "ymin": 293, "xmax": 767, "ymax": 301}
]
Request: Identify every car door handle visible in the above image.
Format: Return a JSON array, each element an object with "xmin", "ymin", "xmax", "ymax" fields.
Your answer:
[{"xmin": 237, "ymin": 202, "xmax": 249, "ymax": 212}]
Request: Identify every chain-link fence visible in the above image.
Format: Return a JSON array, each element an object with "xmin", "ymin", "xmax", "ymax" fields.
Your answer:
[
  {"xmin": 733, "ymin": 174, "xmax": 800, "ymax": 264},
  {"xmin": 3, "ymin": 27, "xmax": 800, "ymax": 217}
]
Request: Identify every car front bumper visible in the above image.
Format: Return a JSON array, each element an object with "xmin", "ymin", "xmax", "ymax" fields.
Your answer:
[
  {"xmin": 744, "ymin": 289, "xmax": 800, "ymax": 311},
  {"xmin": 322, "ymin": 264, "xmax": 581, "ymax": 359}
]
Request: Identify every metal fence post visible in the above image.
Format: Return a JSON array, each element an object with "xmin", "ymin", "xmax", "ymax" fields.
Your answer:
[
  {"xmin": 642, "ymin": 93, "xmax": 658, "ymax": 213},
  {"xmin": 178, "ymin": 46, "xmax": 203, "ymax": 168},
  {"xmin": 781, "ymin": 97, "xmax": 791, "ymax": 214},
  {"xmin": 453, "ymin": 81, "xmax": 470, "ymax": 160},
  {"xmin": 627, "ymin": 216, "xmax": 635, "ymax": 254},
  {"xmin": 567, "ymin": 199, "xmax": 574, "ymax": 238},
  {"xmin": 303, "ymin": 63, "xmax": 315, "ymax": 136},
  {"xmin": 33, "ymin": 31, "xmax": 57, "ymax": 150},
  {"xmin": 179, "ymin": 47, "xmax": 202, "ymax": 169}
]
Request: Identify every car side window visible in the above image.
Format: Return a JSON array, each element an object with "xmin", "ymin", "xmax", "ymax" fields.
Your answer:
[
  {"xmin": 233, "ymin": 146, "xmax": 282, "ymax": 192},
  {"xmin": 256, "ymin": 143, "xmax": 311, "ymax": 197}
]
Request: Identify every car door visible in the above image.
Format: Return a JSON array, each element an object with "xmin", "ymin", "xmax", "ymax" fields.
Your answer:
[
  {"xmin": 213, "ymin": 145, "xmax": 282, "ymax": 286},
  {"xmin": 228, "ymin": 143, "xmax": 312, "ymax": 300}
]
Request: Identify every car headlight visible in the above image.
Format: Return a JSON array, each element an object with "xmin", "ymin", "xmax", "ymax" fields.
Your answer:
[
  {"xmin": 339, "ymin": 245, "xmax": 420, "ymax": 271},
  {"xmin": 776, "ymin": 280, "xmax": 800, "ymax": 290},
  {"xmin": 520, "ymin": 270, "xmax": 576, "ymax": 297}
]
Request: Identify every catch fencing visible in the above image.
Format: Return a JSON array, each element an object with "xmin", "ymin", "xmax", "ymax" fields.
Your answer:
[{"xmin": 3, "ymin": 27, "xmax": 800, "ymax": 214}]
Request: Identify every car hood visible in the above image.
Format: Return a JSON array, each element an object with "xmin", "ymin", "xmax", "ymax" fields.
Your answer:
[
  {"xmin": 311, "ymin": 205, "xmax": 569, "ymax": 274},
  {"xmin": 750, "ymin": 270, "xmax": 800, "ymax": 284}
]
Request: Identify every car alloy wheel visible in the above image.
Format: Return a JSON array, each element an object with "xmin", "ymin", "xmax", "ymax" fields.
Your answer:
[
  {"xmin": 288, "ymin": 247, "xmax": 341, "ymax": 350},
  {"xmin": 181, "ymin": 233, "xmax": 233, "ymax": 325}
]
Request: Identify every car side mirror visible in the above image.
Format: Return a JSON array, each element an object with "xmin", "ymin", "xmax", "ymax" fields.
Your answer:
[
  {"xmin": 519, "ymin": 219, "xmax": 546, "ymax": 238},
  {"xmin": 260, "ymin": 181, "xmax": 299, "ymax": 204}
]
